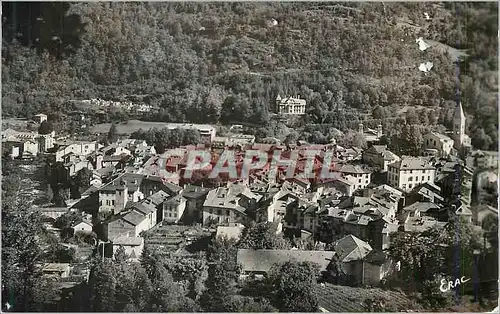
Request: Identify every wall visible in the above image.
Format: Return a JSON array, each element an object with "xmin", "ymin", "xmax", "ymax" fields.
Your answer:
[
  {"xmin": 112, "ymin": 241, "xmax": 144, "ymax": 261},
  {"xmin": 388, "ymin": 166, "xmax": 435, "ymax": 192},
  {"xmin": 99, "ymin": 191, "xmax": 117, "ymax": 213},
  {"xmin": 342, "ymin": 173, "xmax": 371, "ymax": 191},
  {"xmin": 363, "ymin": 263, "xmax": 383, "ymax": 286},
  {"xmin": 107, "ymin": 219, "xmax": 135, "ymax": 240},
  {"xmin": 202, "ymin": 206, "xmax": 246, "ymax": 226}
]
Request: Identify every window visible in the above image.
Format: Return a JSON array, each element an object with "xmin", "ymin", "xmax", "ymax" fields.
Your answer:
[
  {"xmin": 402, "ymin": 184, "xmax": 406, "ymax": 189},
  {"xmin": 423, "ymin": 170, "xmax": 426, "ymax": 174},
  {"xmin": 112, "ymin": 200, "xmax": 115, "ymax": 206},
  {"xmin": 428, "ymin": 176, "xmax": 431, "ymax": 180},
  {"xmin": 415, "ymin": 176, "xmax": 419, "ymax": 181},
  {"xmin": 408, "ymin": 176, "xmax": 413, "ymax": 181},
  {"xmin": 358, "ymin": 179, "xmax": 362, "ymax": 183},
  {"xmin": 217, "ymin": 209, "xmax": 222, "ymax": 215},
  {"xmin": 422, "ymin": 176, "xmax": 425, "ymax": 181},
  {"xmin": 409, "ymin": 184, "xmax": 413, "ymax": 189},
  {"xmin": 410, "ymin": 170, "xmax": 413, "ymax": 174}
]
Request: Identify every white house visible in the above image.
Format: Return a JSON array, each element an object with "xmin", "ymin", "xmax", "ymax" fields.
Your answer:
[
  {"xmin": 72, "ymin": 220, "xmax": 93, "ymax": 234},
  {"xmin": 336, "ymin": 164, "xmax": 372, "ymax": 191},
  {"xmin": 33, "ymin": 113, "xmax": 48, "ymax": 124},
  {"xmin": 387, "ymin": 157, "xmax": 436, "ymax": 193}
]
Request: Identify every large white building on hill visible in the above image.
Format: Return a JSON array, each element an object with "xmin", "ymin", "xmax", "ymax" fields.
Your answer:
[{"xmin": 276, "ymin": 95, "xmax": 306, "ymax": 115}]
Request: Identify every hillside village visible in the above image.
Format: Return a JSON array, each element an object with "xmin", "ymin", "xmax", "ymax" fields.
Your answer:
[
  {"xmin": 2, "ymin": 98, "xmax": 498, "ymax": 312},
  {"xmin": 1, "ymin": 1, "xmax": 498, "ymax": 312}
]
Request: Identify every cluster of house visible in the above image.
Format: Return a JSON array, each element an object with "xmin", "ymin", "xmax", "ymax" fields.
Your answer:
[
  {"xmin": 2, "ymin": 113, "xmax": 55, "ymax": 159},
  {"xmin": 80, "ymin": 98, "xmax": 154, "ymax": 112},
  {"xmin": 10, "ymin": 102, "xmax": 498, "ymax": 289}
]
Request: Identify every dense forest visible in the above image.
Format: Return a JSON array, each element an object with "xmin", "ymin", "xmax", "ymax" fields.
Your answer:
[{"xmin": 2, "ymin": 2, "xmax": 498, "ymax": 150}]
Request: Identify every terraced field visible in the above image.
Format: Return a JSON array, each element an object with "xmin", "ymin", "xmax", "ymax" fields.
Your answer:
[
  {"xmin": 316, "ymin": 283, "xmax": 417, "ymax": 312},
  {"xmin": 143, "ymin": 223, "xmax": 213, "ymax": 255}
]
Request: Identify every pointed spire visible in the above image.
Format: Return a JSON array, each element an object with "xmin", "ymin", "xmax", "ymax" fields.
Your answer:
[{"xmin": 454, "ymin": 101, "xmax": 465, "ymax": 121}]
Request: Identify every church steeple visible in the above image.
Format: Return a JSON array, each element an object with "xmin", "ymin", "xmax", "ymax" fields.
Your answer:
[
  {"xmin": 453, "ymin": 102, "xmax": 466, "ymax": 149},
  {"xmin": 453, "ymin": 101, "xmax": 466, "ymax": 122}
]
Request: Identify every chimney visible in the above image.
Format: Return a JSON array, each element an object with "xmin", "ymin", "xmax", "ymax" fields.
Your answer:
[
  {"xmin": 377, "ymin": 124, "xmax": 383, "ymax": 138},
  {"xmin": 358, "ymin": 123, "xmax": 364, "ymax": 134}
]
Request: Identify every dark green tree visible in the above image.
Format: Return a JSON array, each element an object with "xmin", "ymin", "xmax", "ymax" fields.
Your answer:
[
  {"xmin": 239, "ymin": 221, "xmax": 292, "ymax": 250},
  {"xmin": 37, "ymin": 120, "xmax": 54, "ymax": 135},
  {"xmin": 107, "ymin": 123, "xmax": 119, "ymax": 143},
  {"xmin": 268, "ymin": 261, "xmax": 320, "ymax": 312}
]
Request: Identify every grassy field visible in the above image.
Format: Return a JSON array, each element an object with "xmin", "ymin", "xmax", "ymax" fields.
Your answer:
[{"xmin": 90, "ymin": 120, "xmax": 215, "ymax": 135}]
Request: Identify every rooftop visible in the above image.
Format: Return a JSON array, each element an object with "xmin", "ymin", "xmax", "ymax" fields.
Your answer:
[
  {"xmin": 334, "ymin": 235, "xmax": 372, "ymax": 263},
  {"xmin": 404, "ymin": 216, "xmax": 446, "ymax": 233},
  {"xmin": 237, "ymin": 249, "xmax": 335, "ymax": 273},
  {"xmin": 403, "ymin": 201, "xmax": 440, "ymax": 213},
  {"xmin": 429, "ymin": 131, "xmax": 453, "ymax": 142},
  {"xmin": 390, "ymin": 157, "xmax": 435, "ymax": 170}
]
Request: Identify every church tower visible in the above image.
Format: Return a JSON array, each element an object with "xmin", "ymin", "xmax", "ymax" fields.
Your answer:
[{"xmin": 452, "ymin": 102, "xmax": 466, "ymax": 149}]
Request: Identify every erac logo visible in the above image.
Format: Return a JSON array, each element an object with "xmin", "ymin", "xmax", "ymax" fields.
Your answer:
[{"xmin": 439, "ymin": 276, "xmax": 471, "ymax": 293}]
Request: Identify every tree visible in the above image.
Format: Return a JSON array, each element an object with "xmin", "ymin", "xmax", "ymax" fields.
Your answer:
[
  {"xmin": 471, "ymin": 127, "xmax": 493, "ymax": 150},
  {"xmin": 225, "ymin": 295, "xmax": 277, "ymax": 312},
  {"xmin": 239, "ymin": 222, "xmax": 292, "ymax": 250},
  {"xmin": 139, "ymin": 247, "xmax": 199, "ymax": 312},
  {"xmin": 37, "ymin": 120, "xmax": 54, "ymax": 135},
  {"xmin": 54, "ymin": 211, "xmax": 83, "ymax": 230},
  {"xmin": 387, "ymin": 229, "xmax": 447, "ymax": 291},
  {"xmin": 420, "ymin": 276, "xmax": 454, "ymax": 310},
  {"xmin": 2, "ymin": 2, "xmax": 87, "ymax": 59},
  {"xmin": 284, "ymin": 131, "xmax": 299, "ymax": 146},
  {"xmin": 268, "ymin": 261, "xmax": 319, "ymax": 312},
  {"xmin": 372, "ymin": 105, "xmax": 388, "ymax": 119},
  {"xmin": 405, "ymin": 108, "xmax": 420, "ymax": 125},
  {"xmin": 107, "ymin": 123, "xmax": 118, "ymax": 143},
  {"xmin": 89, "ymin": 259, "xmax": 117, "ymax": 311},
  {"xmin": 114, "ymin": 246, "xmax": 128, "ymax": 263},
  {"xmin": 2, "ymin": 196, "xmax": 55, "ymax": 311},
  {"xmin": 73, "ymin": 167, "xmax": 93, "ymax": 193},
  {"xmin": 338, "ymin": 131, "xmax": 367, "ymax": 149},
  {"xmin": 201, "ymin": 236, "xmax": 241, "ymax": 311}
]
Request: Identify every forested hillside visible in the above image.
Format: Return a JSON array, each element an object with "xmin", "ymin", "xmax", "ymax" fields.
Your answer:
[{"xmin": 2, "ymin": 2, "xmax": 498, "ymax": 150}]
